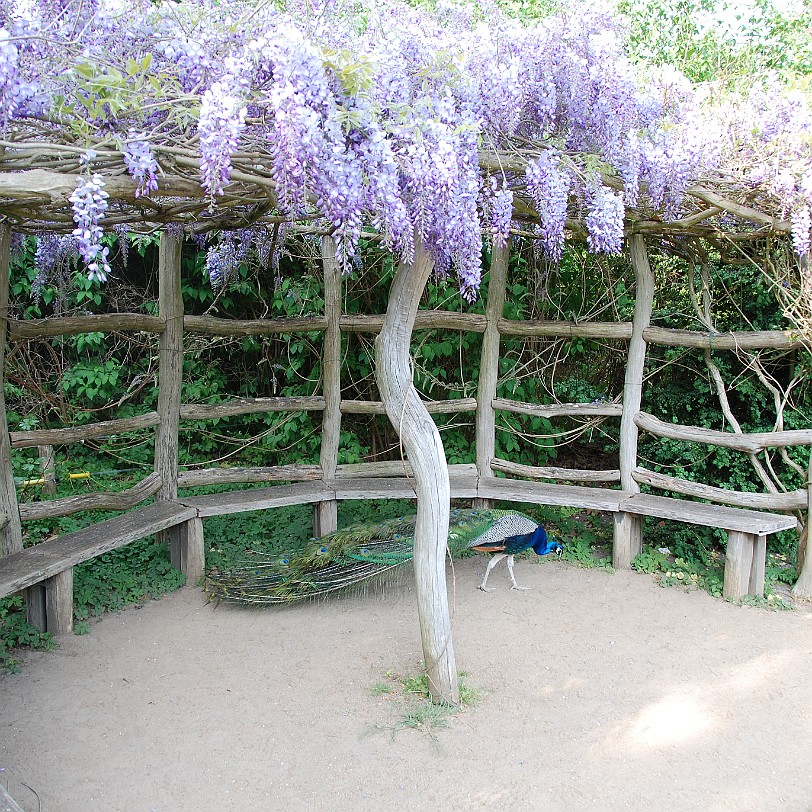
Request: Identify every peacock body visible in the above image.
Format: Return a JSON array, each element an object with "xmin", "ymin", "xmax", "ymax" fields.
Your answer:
[{"xmin": 205, "ymin": 508, "xmax": 562, "ymax": 605}]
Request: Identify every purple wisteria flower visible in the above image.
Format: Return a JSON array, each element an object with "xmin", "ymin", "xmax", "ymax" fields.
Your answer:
[
  {"xmin": 791, "ymin": 206, "xmax": 810, "ymax": 257},
  {"xmin": 586, "ymin": 186, "xmax": 625, "ymax": 254},
  {"xmin": 69, "ymin": 174, "xmax": 111, "ymax": 283},
  {"xmin": 526, "ymin": 151, "xmax": 571, "ymax": 262},
  {"xmin": 0, "ymin": 28, "xmax": 19, "ymax": 122},
  {"xmin": 122, "ymin": 134, "xmax": 159, "ymax": 197}
]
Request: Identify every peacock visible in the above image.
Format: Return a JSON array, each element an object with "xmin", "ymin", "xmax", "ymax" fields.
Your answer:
[{"xmin": 205, "ymin": 508, "xmax": 563, "ymax": 605}]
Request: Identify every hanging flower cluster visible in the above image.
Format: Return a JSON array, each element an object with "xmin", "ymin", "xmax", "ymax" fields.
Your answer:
[
  {"xmin": 69, "ymin": 174, "xmax": 111, "ymax": 283},
  {"xmin": 122, "ymin": 134, "xmax": 159, "ymax": 197}
]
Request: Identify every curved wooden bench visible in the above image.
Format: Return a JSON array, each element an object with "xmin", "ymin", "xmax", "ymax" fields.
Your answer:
[{"xmin": 1, "ymin": 477, "xmax": 799, "ymax": 636}]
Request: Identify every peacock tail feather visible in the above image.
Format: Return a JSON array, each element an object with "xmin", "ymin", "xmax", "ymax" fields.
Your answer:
[{"xmin": 205, "ymin": 508, "xmax": 538, "ymax": 605}]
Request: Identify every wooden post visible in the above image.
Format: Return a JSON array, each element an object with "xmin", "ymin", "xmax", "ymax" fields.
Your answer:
[
  {"xmin": 155, "ymin": 232, "xmax": 184, "ymax": 573},
  {"xmin": 723, "ymin": 530, "xmax": 755, "ymax": 600},
  {"xmin": 154, "ymin": 231, "xmax": 183, "ymax": 502},
  {"xmin": 474, "ymin": 241, "xmax": 509, "ymax": 508},
  {"xmin": 0, "ymin": 225, "xmax": 23, "ymax": 558},
  {"xmin": 791, "ymin": 446, "xmax": 812, "ymax": 598},
  {"xmin": 614, "ymin": 234, "xmax": 654, "ymax": 569},
  {"xmin": 375, "ymin": 238, "xmax": 459, "ymax": 705},
  {"xmin": 169, "ymin": 516, "xmax": 205, "ymax": 584},
  {"xmin": 314, "ymin": 236, "xmax": 341, "ymax": 537},
  {"xmin": 38, "ymin": 444, "xmax": 57, "ymax": 496},
  {"xmin": 44, "ymin": 568, "xmax": 74, "ymax": 634}
]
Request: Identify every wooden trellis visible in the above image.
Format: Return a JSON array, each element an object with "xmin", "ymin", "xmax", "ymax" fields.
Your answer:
[{"xmin": 0, "ymin": 225, "xmax": 809, "ymax": 626}]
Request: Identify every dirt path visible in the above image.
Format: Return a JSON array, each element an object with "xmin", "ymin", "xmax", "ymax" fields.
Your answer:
[{"xmin": 2, "ymin": 558, "xmax": 811, "ymax": 811}]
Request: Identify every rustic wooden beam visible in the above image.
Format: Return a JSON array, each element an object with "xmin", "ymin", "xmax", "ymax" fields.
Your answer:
[
  {"xmin": 642, "ymin": 326, "xmax": 803, "ymax": 350},
  {"xmin": 615, "ymin": 234, "xmax": 655, "ymax": 568},
  {"xmin": 8, "ymin": 313, "xmax": 165, "ymax": 339},
  {"xmin": 183, "ymin": 314, "xmax": 327, "ymax": 335},
  {"xmin": 17, "ymin": 472, "xmax": 163, "ymax": 520},
  {"xmin": 498, "ymin": 319, "xmax": 633, "ymax": 339},
  {"xmin": 340, "ymin": 311, "xmax": 487, "ymax": 333},
  {"xmin": 314, "ymin": 236, "xmax": 342, "ymax": 536},
  {"xmin": 633, "ymin": 466, "xmax": 807, "ymax": 510},
  {"xmin": 634, "ymin": 411, "xmax": 812, "ymax": 451},
  {"xmin": 375, "ymin": 237, "xmax": 459, "ymax": 706},
  {"xmin": 10, "ymin": 412, "xmax": 160, "ymax": 448},
  {"xmin": 179, "ymin": 397, "xmax": 325, "ymax": 421},
  {"xmin": 0, "ymin": 225, "xmax": 23, "ymax": 557},
  {"xmin": 340, "ymin": 398, "xmax": 477, "ymax": 415},
  {"xmin": 178, "ymin": 465, "xmax": 322, "ymax": 487},
  {"xmin": 493, "ymin": 399, "xmax": 623, "ymax": 418},
  {"xmin": 474, "ymin": 242, "xmax": 509, "ymax": 507},
  {"xmin": 155, "ymin": 232, "xmax": 183, "ymax": 503},
  {"xmin": 491, "ymin": 458, "xmax": 621, "ymax": 482}
]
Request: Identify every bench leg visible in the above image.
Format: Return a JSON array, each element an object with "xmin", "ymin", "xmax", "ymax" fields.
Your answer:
[
  {"xmin": 613, "ymin": 512, "xmax": 642, "ymax": 569},
  {"xmin": 748, "ymin": 534, "xmax": 767, "ymax": 596},
  {"xmin": 724, "ymin": 530, "xmax": 757, "ymax": 600},
  {"xmin": 170, "ymin": 517, "xmax": 205, "ymax": 584},
  {"xmin": 313, "ymin": 500, "xmax": 337, "ymax": 537},
  {"xmin": 25, "ymin": 570, "xmax": 73, "ymax": 635}
]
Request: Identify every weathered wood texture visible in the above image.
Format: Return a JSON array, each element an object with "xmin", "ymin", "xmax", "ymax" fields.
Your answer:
[
  {"xmin": 8, "ymin": 312, "xmax": 165, "ymax": 339},
  {"xmin": 490, "ymin": 458, "xmax": 621, "ymax": 482},
  {"xmin": 0, "ymin": 501, "xmax": 198, "ymax": 598},
  {"xmin": 613, "ymin": 512, "xmax": 643, "ymax": 569},
  {"xmin": 332, "ymin": 476, "xmax": 478, "ymax": 501},
  {"xmin": 619, "ymin": 235, "xmax": 655, "ymax": 493},
  {"xmin": 335, "ymin": 462, "xmax": 478, "ymax": 479},
  {"xmin": 642, "ymin": 326, "xmax": 803, "ymax": 350},
  {"xmin": 633, "ymin": 466, "xmax": 807, "ymax": 510},
  {"xmin": 635, "ymin": 411, "xmax": 812, "ymax": 451},
  {"xmin": 341, "ymin": 312, "xmax": 487, "ymax": 333},
  {"xmin": 44, "ymin": 567, "xmax": 74, "ymax": 634},
  {"xmin": 37, "ymin": 444, "xmax": 57, "ymax": 496},
  {"xmin": 314, "ymin": 236, "xmax": 342, "ymax": 536},
  {"xmin": 179, "ymin": 397, "xmax": 325, "ymax": 420},
  {"xmin": 10, "ymin": 412, "xmax": 160, "ymax": 448},
  {"xmin": 178, "ymin": 465, "xmax": 322, "ymax": 487},
  {"xmin": 340, "ymin": 398, "xmax": 477, "ymax": 414},
  {"xmin": 169, "ymin": 515, "xmax": 205, "ymax": 584},
  {"xmin": 618, "ymin": 493, "xmax": 797, "ymax": 534},
  {"xmin": 178, "ymin": 481, "xmax": 335, "ymax": 517},
  {"xmin": 155, "ymin": 232, "xmax": 183, "ymax": 502},
  {"xmin": 183, "ymin": 314, "xmax": 327, "ymax": 335},
  {"xmin": 498, "ymin": 319, "xmax": 632, "ymax": 338},
  {"xmin": 375, "ymin": 238, "xmax": 458, "ymax": 705},
  {"xmin": 475, "ymin": 241, "xmax": 508, "ymax": 497},
  {"xmin": 476, "ymin": 478, "xmax": 627, "ymax": 511},
  {"xmin": 724, "ymin": 530, "xmax": 757, "ymax": 600},
  {"xmin": 493, "ymin": 399, "xmax": 623, "ymax": 418},
  {"xmin": 0, "ymin": 226, "xmax": 23, "ymax": 556},
  {"xmin": 17, "ymin": 472, "xmax": 163, "ymax": 520}
]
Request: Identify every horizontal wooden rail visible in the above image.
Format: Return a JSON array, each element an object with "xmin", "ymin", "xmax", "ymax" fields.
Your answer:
[
  {"xmin": 335, "ymin": 462, "xmax": 477, "ymax": 479},
  {"xmin": 493, "ymin": 399, "xmax": 623, "ymax": 418},
  {"xmin": 180, "ymin": 396, "xmax": 326, "ymax": 421},
  {"xmin": 498, "ymin": 319, "xmax": 632, "ymax": 339},
  {"xmin": 635, "ymin": 412, "xmax": 812, "ymax": 451},
  {"xmin": 491, "ymin": 458, "xmax": 621, "ymax": 482},
  {"xmin": 642, "ymin": 327, "xmax": 803, "ymax": 350},
  {"xmin": 633, "ymin": 467, "xmax": 807, "ymax": 510},
  {"xmin": 340, "ymin": 312, "xmax": 487, "ymax": 333},
  {"xmin": 341, "ymin": 398, "xmax": 477, "ymax": 415},
  {"xmin": 10, "ymin": 412, "xmax": 160, "ymax": 448},
  {"xmin": 8, "ymin": 313, "xmax": 165, "ymax": 339},
  {"xmin": 18, "ymin": 471, "xmax": 162, "ymax": 520},
  {"xmin": 178, "ymin": 465, "xmax": 322, "ymax": 487},
  {"xmin": 183, "ymin": 314, "xmax": 327, "ymax": 335}
]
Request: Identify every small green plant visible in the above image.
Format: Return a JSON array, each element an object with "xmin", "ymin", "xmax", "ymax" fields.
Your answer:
[
  {"xmin": 0, "ymin": 596, "xmax": 54, "ymax": 673},
  {"xmin": 366, "ymin": 667, "xmax": 480, "ymax": 746}
]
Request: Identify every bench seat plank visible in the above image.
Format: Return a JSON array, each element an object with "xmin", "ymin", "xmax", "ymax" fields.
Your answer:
[
  {"xmin": 619, "ymin": 493, "xmax": 798, "ymax": 534},
  {"xmin": 0, "ymin": 501, "xmax": 198, "ymax": 599},
  {"xmin": 179, "ymin": 481, "xmax": 335, "ymax": 517}
]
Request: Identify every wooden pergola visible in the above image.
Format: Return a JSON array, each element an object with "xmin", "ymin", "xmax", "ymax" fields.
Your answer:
[{"xmin": 0, "ymin": 143, "xmax": 811, "ymax": 704}]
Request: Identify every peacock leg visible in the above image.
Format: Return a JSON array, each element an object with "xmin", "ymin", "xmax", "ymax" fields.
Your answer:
[
  {"xmin": 506, "ymin": 555, "xmax": 530, "ymax": 590},
  {"xmin": 479, "ymin": 553, "xmax": 506, "ymax": 592}
]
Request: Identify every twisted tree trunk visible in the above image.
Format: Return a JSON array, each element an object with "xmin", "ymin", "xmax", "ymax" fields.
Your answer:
[{"xmin": 375, "ymin": 239, "xmax": 459, "ymax": 705}]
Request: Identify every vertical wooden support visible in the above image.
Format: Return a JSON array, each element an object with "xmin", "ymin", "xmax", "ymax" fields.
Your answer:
[
  {"xmin": 0, "ymin": 225, "xmax": 23, "ymax": 559},
  {"xmin": 314, "ymin": 236, "xmax": 341, "ymax": 537},
  {"xmin": 376, "ymin": 238, "xmax": 459, "ymax": 705},
  {"xmin": 748, "ymin": 533, "xmax": 766, "ymax": 597},
  {"xmin": 169, "ymin": 516, "xmax": 205, "ymax": 584},
  {"xmin": 474, "ymin": 241, "xmax": 509, "ymax": 508},
  {"xmin": 38, "ymin": 444, "xmax": 57, "ymax": 496},
  {"xmin": 791, "ymin": 446, "xmax": 812, "ymax": 598},
  {"xmin": 723, "ymin": 530, "xmax": 755, "ymax": 600},
  {"xmin": 44, "ymin": 568, "xmax": 74, "ymax": 635},
  {"xmin": 154, "ymin": 231, "xmax": 183, "ymax": 503},
  {"xmin": 613, "ymin": 234, "xmax": 654, "ymax": 569}
]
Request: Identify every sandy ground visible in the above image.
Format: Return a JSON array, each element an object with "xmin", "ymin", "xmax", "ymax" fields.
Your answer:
[{"xmin": 1, "ymin": 557, "xmax": 812, "ymax": 812}]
